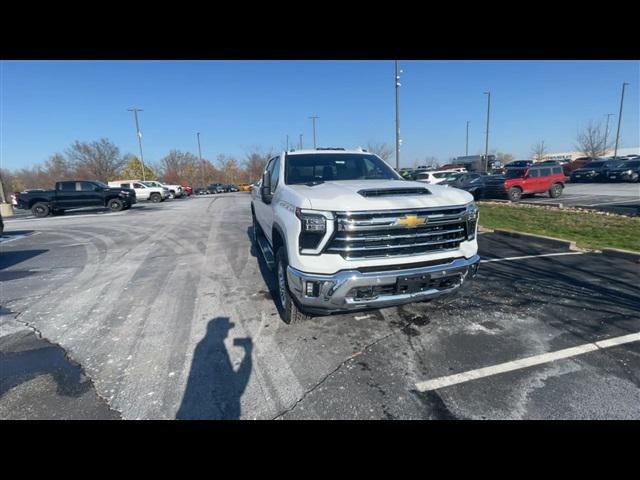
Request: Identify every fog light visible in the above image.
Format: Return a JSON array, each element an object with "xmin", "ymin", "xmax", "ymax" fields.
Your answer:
[{"xmin": 305, "ymin": 281, "xmax": 320, "ymax": 297}]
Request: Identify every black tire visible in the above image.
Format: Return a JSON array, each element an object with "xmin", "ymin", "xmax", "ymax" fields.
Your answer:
[
  {"xmin": 169, "ymin": 190, "xmax": 176, "ymax": 199},
  {"xmin": 32, "ymin": 202, "xmax": 50, "ymax": 218},
  {"xmin": 150, "ymin": 193, "xmax": 162, "ymax": 203},
  {"xmin": 507, "ymin": 187, "xmax": 522, "ymax": 202},
  {"xmin": 549, "ymin": 183, "xmax": 563, "ymax": 198},
  {"xmin": 107, "ymin": 198, "xmax": 124, "ymax": 212},
  {"xmin": 631, "ymin": 173, "xmax": 639, "ymax": 183},
  {"xmin": 275, "ymin": 247, "xmax": 309, "ymax": 325}
]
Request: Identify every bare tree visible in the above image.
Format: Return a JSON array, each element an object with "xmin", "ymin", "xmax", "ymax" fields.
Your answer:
[
  {"xmin": 243, "ymin": 147, "xmax": 272, "ymax": 182},
  {"xmin": 575, "ymin": 121, "xmax": 607, "ymax": 158},
  {"xmin": 365, "ymin": 141, "xmax": 393, "ymax": 161},
  {"xmin": 531, "ymin": 141, "xmax": 548, "ymax": 162},
  {"xmin": 66, "ymin": 138, "xmax": 126, "ymax": 181}
]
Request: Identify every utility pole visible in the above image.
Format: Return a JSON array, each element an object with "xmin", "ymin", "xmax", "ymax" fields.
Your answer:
[
  {"xmin": 308, "ymin": 116, "xmax": 319, "ymax": 148},
  {"xmin": 299, "ymin": 134, "xmax": 303, "ymax": 149},
  {"xmin": 395, "ymin": 60, "xmax": 401, "ymax": 170},
  {"xmin": 286, "ymin": 134, "xmax": 289, "ymax": 151},
  {"xmin": 127, "ymin": 108, "xmax": 147, "ymax": 182},
  {"xmin": 603, "ymin": 113, "xmax": 614, "ymax": 156},
  {"xmin": 197, "ymin": 132, "xmax": 204, "ymax": 188},
  {"xmin": 483, "ymin": 92, "xmax": 491, "ymax": 172},
  {"xmin": 613, "ymin": 82, "xmax": 629, "ymax": 160},
  {"xmin": 465, "ymin": 121, "xmax": 470, "ymax": 156}
]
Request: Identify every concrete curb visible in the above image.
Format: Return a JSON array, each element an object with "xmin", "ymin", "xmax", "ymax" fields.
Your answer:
[
  {"xmin": 601, "ymin": 248, "xmax": 640, "ymax": 263},
  {"xmin": 492, "ymin": 229, "xmax": 581, "ymax": 251}
]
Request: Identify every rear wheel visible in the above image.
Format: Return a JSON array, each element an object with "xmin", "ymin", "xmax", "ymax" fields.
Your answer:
[
  {"xmin": 107, "ymin": 198, "xmax": 124, "ymax": 212},
  {"xmin": 549, "ymin": 183, "xmax": 563, "ymax": 198},
  {"xmin": 275, "ymin": 247, "xmax": 309, "ymax": 325},
  {"xmin": 150, "ymin": 193, "xmax": 162, "ymax": 203},
  {"xmin": 507, "ymin": 187, "xmax": 522, "ymax": 202},
  {"xmin": 32, "ymin": 202, "xmax": 50, "ymax": 218}
]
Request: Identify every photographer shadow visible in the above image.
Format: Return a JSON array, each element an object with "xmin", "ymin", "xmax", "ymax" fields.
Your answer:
[{"xmin": 176, "ymin": 317, "xmax": 252, "ymax": 420}]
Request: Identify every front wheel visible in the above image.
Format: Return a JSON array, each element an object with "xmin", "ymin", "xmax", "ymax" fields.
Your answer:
[
  {"xmin": 507, "ymin": 187, "xmax": 522, "ymax": 202},
  {"xmin": 107, "ymin": 198, "xmax": 124, "ymax": 212},
  {"xmin": 549, "ymin": 183, "xmax": 563, "ymax": 198},
  {"xmin": 275, "ymin": 247, "xmax": 309, "ymax": 325}
]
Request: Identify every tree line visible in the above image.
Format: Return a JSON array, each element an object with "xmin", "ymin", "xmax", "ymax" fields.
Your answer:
[{"xmin": 0, "ymin": 138, "xmax": 275, "ymax": 195}]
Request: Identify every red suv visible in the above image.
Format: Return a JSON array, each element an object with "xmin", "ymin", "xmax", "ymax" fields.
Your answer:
[{"xmin": 483, "ymin": 164, "xmax": 566, "ymax": 202}]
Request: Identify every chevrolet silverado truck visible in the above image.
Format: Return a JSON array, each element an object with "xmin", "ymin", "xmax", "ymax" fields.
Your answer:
[
  {"xmin": 16, "ymin": 180, "xmax": 136, "ymax": 217},
  {"xmin": 251, "ymin": 148, "xmax": 480, "ymax": 324}
]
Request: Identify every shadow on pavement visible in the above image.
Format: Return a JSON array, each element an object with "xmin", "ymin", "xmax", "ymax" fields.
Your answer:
[
  {"xmin": 176, "ymin": 317, "xmax": 253, "ymax": 420},
  {"xmin": 0, "ymin": 249, "xmax": 48, "ymax": 270}
]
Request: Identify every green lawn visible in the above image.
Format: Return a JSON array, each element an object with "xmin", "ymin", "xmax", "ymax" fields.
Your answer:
[{"xmin": 478, "ymin": 203, "xmax": 640, "ymax": 252}]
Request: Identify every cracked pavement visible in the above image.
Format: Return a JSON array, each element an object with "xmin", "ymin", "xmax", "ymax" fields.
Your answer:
[{"xmin": 1, "ymin": 194, "xmax": 639, "ymax": 419}]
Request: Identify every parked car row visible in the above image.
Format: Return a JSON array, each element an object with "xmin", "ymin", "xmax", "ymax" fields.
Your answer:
[
  {"xmin": 569, "ymin": 158, "xmax": 639, "ymax": 183},
  {"xmin": 14, "ymin": 179, "xmax": 194, "ymax": 218}
]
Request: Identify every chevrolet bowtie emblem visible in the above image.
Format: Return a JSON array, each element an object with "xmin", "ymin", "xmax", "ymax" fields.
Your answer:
[{"xmin": 397, "ymin": 214, "xmax": 427, "ymax": 228}]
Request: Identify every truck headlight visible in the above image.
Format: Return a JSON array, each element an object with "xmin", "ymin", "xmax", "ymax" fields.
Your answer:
[
  {"xmin": 295, "ymin": 208, "xmax": 333, "ymax": 253},
  {"xmin": 296, "ymin": 208, "xmax": 326, "ymax": 232},
  {"xmin": 465, "ymin": 203, "xmax": 478, "ymax": 241}
]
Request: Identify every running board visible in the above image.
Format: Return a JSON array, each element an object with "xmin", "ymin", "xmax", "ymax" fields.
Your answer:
[{"xmin": 257, "ymin": 235, "xmax": 275, "ymax": 270}]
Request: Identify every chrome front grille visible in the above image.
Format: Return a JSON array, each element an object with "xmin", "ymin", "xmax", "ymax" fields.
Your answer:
[{"xmin": 326, "ymin": 206, "xmax": 468, "ymax": 259}]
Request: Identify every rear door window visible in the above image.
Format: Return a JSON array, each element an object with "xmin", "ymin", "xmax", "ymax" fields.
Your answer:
[
  {"xmin": 133, "ymin": 183, "xmax": 145, "ymax": 188},
  {"xmin": 553, "ymin": 167, "xmax": 563, "ymax": 174},
  {"xmin": 121, "ymin": 183, "xmax": 131, "ymax": 189},
  {"xmin": 540, "ymin": 168, "xmax": 551, "ymax": 177},
  {"xmin": 58, "ymin": 181, "xmax": 75, "ymax": 191}
]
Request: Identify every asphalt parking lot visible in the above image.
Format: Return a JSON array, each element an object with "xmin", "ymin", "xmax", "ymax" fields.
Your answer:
[
  {"xmin": 1, "ymin": 193, "xmax": 639, "ymax": 419},
  {"xmin": 518, "ymin": 182, "xmax": 640, "ymax": 215}
]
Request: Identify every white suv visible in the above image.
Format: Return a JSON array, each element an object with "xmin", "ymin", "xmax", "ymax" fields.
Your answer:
[
  {"xmin": 108, "ymin": 180, "xmax": 168, "ymax": 202},
  {"xmin": 251, "ymin": 148, "xmax": 480, "ymax": 324}
]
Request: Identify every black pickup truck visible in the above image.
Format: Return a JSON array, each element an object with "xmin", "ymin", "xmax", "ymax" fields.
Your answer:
[{"xmin": 16, "ymin": 180, "xmax": 136, "ymax": 217}]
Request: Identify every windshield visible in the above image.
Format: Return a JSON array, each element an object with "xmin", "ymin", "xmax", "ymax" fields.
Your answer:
[
  {"xmin": 94, "ymin": 181, "xmax": 109, "ymax": 188},
  {"xmin": 505, "ymin": 168, "xmax": 526, "ymax": 179},
  {"xmin": 285, "ymin": 153, "xmax": 400, "ymax": 185}
]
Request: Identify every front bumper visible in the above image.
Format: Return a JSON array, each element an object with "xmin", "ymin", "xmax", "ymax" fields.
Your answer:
[{"xmin": 287, "ymin": 255, "xmax": 480, "ymax": 314}]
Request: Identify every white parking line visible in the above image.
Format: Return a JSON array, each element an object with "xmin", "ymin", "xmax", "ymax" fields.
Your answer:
[
  {"xmin": 480, "ymin": 252, "xmax": 585, "ymax": 263},
  {"xmin": 415, "ymin": 332, "xmax": 640, "ymax": 392}
]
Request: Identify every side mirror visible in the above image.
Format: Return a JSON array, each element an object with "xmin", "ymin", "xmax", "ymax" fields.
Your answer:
[{"xmin": 261, "ymin": 171, "xmax": 272, "ymax": 204}]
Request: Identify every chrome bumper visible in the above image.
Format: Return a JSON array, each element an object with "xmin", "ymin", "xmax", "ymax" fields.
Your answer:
[{"xmin": 287, "ymin": 255, "xmax": 480, "ymax": 314}]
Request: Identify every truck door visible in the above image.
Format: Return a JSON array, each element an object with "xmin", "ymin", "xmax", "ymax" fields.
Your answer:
[
  {"xmin": 132, "ymin": 182, "xmax": 149, "ymax": 200},
  {"xmin": 55, "ymin": 181, "xmax": 77, "ymax": 208},
  {"xmin": 254, "ymin": 157, "xmax": 279, "ymax": 245},
  {"xmin": 78, "ymin": 182, "xmax": 104, "ymax": 206}
]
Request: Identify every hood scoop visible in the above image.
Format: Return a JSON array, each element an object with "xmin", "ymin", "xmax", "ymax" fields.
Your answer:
[{"xmin": 358, "ymin": 187, "xmax": 431, "ymax": 197}]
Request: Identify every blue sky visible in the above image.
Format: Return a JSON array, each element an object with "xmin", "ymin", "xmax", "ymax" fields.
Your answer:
[{"xmin": 1, "ymin": 60, "xmax": 639, "ymax": 170}]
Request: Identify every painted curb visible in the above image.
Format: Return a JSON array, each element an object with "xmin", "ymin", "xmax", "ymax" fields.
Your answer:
[
  {"xmin": 492, "ymin": 229, "xmax": 580, "ymax": 251},
  {"xmin": 601, "ymin": 248, "xmax": 640, "ymax": 263}
]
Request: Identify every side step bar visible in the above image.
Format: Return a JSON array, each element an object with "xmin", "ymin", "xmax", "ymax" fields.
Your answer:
[{"xmin": 257, "ymin": 234, "xmax": 275, "ymax": 270}]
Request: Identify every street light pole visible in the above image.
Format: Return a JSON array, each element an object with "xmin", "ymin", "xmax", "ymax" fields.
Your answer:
[
  {"xmin": 308, "ymin": 116, "xmax": 319, "ymax": 148},
  {"xmin": 395, "ymin": 60, "xmax": 401, "ymax": 170},
  {"xmin": 197, "ymin": 132, "xmax": 204, "ymax": 188},
  {"xmin": 127, "ymin": 107, "xmax": 147, "ymax": 182},
  {"xmin": 613, "ymin": 82, "xmax": 629, "ymax": 160},
  {"xmin": 286, "ymin": 134, "xmax": 289, "ymax": 151},
  {"xmin": 603, "ymin": 114, "xmax": 614, "ymax": 156},
  {"xmin": 299, "ymin": 134, "xmax": 303, "ymax": 149},
  {"xmin": 465, "ymin": 121, "xmax": 470, "ymax": 156},
  {"xmin": 483, "ymin": 92, "xmax": 491, "ymax": 172}
]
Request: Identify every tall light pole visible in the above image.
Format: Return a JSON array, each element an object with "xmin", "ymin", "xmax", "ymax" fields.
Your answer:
[
  {"xmin": 465, "ymin": 121, "xmax": 470, "ymax": 156},
  {"xmin": 613, "ymin": 82, "xmax": 629, "ymax": 160},
  {"xmin": 603, "ymin": 113, "xmax": 615, "ymax": 156},
  {"xmin": 299, "ymin": 134, "xmax": 303, "ymax": 149},
  {"xmin": 483, "ymin": 92, "xmax": 491, "ymax": 171},
  {"xmin": 286, "ymin": 134, "xmax": 289, "ymax": 151},
  {"xmin": 197, "ymin": 132, "xmax": 204, "ymax": 188},
  {"xmin": 308, "ymin": 116, "xmax": 319, "ymax": 148},
  {"xmin": 127, "ymin": 107, "xmax": 147, "ymax": 182},
  {"xmin": 395, "ymin": 60, "xmax": 401, "ymax": 169}
]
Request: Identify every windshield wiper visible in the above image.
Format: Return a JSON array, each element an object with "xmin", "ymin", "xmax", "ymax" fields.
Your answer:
[{"xmin": 305, "ymin": 180, "xmax": 325, "ymax": 186}]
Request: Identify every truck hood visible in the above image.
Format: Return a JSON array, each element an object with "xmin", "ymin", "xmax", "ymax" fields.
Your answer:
[{"xmin": 288, "ymin": 180, "xmax": 473, "ymax": 211}]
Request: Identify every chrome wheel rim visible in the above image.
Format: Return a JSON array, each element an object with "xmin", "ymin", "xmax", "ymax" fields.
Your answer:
[{"xmin": 277, "ymin": 261, "xmax": 287, "ymax": 309}]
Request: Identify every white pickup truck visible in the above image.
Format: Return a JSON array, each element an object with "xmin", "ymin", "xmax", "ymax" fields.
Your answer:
[
  {"xmin": 251, "ymin": 148, "xmax": 480, "ymax": 324},
  {"xmin": 108, "ymin": 180, "xmax": 169, "ymax": 202},
  {"xmin": 142, "ymin": 181, "xmax": 185, "ymax": 198}
]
